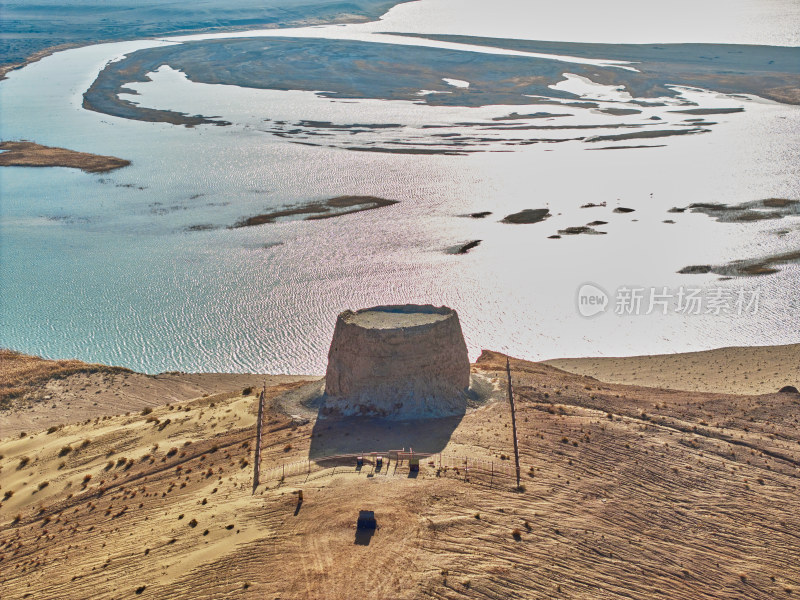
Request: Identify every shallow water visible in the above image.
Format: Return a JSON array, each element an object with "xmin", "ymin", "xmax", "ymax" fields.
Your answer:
[{"xmin": 1, "ymin": 0, "xmax": 799, "ymax": 374}]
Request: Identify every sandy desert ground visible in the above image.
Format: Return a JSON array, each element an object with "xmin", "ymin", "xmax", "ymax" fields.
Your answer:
[
  {"xmin": 546, "ymin": 343, "xmax": 800, "ymax": 395},
  {"xmin": 1, "ymin": 347, "xmax": 799, "ymax": 599}
]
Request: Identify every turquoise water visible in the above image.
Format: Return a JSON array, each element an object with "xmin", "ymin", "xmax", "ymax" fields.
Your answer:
[{"xmin": 1, "ymin": 0, "xmax": 799, "ymax": 374}]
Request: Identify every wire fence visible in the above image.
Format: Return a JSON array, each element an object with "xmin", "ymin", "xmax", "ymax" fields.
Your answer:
[{"xmin": 258, "ymin": 451, "xmax": 518, "ymax": 490}]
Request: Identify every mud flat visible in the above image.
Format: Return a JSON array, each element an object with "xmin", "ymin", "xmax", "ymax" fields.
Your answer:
[
  {"xmin": 502, "ymin": 208, "xmax": 551, "ymax": 224},
  {"xmin": 585, "ymin": 128, "xmax": 709, "ymax": 143},
  {"xmin": 676, "ymin": 198, "xmax": 800, "ymax": 223},
  {"xmin": 0, "ymin": 141, "xmax": 130, "ymax": 173},
  {"xmin": 395, "ymin": 34, "xmax": 800, "ymax": 106},
  {"xmin": 680, "ymin": 248, "xmax": 800, "ymax": 277},
  {"xmin": 234, "ymin": 195, "xmax": 398, "ymax": 227}
]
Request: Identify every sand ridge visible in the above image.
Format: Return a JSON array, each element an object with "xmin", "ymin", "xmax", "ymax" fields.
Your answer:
[{"xmin": 545, "ymin": 343, "xmax": 800, "ymax": 395}]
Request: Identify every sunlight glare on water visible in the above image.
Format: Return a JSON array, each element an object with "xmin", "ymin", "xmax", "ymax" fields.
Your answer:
[{"xmin": 0, "ymin": 0, "xmax": 799, "ymax": 374}]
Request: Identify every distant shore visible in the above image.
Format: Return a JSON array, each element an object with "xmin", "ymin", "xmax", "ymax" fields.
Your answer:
[{"xmin": 0, "ymin": 1, "xmax": 411, "ymax": 82}]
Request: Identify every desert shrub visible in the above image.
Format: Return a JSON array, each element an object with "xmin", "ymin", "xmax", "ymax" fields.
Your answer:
[
  {"xmin": 3, "ymin": 490, "xmax": 13, "ymax": 500},
  {"xmin": 188, "ymin": 518, "xmax": 198, "ymax": 528},
  {"xmin": 80, "ymin": 439, "xmax": 90, "ymax": 448},
  {"xmin": 135, "ymin": 586, "xmax": 146, "ymax": 594},
  {"xmin": 59, "ymin": 445, "xmax": 72, "ymax": 457},
  {"xmin": 141, "ymin": 407, "xmax": 152, "ymax": 416},
  {"xmin": 283, "ymin": 444, "xmax": 292, "ymax": 452},
  {"xmin": 47, "ymin": 426, "xmax": 59, "ymax": 434},
  {"xmin": 17, "ymin": 456, "xmax": 30, "ymax": 469},
  {"xmin": 242, "ymin": 387, "xmax": 253, "ymax": 396},
  {"xmin": 37, "ymin": 481, "xmax": 49, "ymax": 490},
  {"xmin": 512, "ymin": 529, "xmax": 522, "ymax": 540},
  {"xmin": 166, "ymin": 448, "xmax": 178, "ymax": 458}
]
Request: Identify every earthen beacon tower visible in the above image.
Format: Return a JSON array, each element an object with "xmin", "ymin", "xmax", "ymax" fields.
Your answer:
[{"xmin": 323, "ymin": 304, "xmax": 471, "ymax": 418}]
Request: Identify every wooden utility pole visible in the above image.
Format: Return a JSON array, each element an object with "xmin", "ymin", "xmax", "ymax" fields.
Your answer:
[
  {"xmin": 506, "ymin": 357, "xmax": 521, "ymax": 489},
  {"xmin": 252, "ymin": 382, "xmax": 266, "ymax": 494}
]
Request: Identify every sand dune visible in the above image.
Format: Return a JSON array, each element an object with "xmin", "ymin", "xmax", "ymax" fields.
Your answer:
[
  {"xmin": 545, "ymin": 343, "xmax": 800, "ymax": 395},
  {"xmin": 1, "ymin": 347, "xmax": 799, "ymax": 598}
]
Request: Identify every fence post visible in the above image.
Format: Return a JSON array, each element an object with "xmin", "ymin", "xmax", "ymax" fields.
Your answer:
[
  {"xmin": 506, "ymin": 357, "xmax": 521, "ymax": 489},
  {"xmin": 252, "ymin": 384, "xmax": 266, "ymax": 494}
]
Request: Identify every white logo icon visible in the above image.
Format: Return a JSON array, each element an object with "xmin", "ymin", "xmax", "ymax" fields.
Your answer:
[{"xmin": 577, "ymin": 283, "xmax": 609, "ymax": 317}]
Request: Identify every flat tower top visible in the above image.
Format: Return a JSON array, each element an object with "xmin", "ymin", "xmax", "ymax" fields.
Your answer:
[{"xmin": 342, "ymin": 305, "xmax": 452, "ymax": 330}]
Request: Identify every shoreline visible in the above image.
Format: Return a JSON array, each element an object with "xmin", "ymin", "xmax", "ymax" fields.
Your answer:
[{"xmin": 3, "ymin": 342, "xmax": 797, "ymax": 437}]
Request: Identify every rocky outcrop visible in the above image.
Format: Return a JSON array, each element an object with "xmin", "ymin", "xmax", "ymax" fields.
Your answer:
[{"xmin": 323, "ymin": 305, "xmax": 471, "ymax": 418}]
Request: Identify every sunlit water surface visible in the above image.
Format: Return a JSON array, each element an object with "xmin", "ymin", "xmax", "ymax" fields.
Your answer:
[{"xmin": 1, "ymin": 1, "xmax": 799, "ymax": 373}]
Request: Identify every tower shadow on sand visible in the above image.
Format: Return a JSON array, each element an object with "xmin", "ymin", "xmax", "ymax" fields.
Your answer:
[
  {"xmin": 273, "ymin": 373, "xmax": 498, "ymax": 459},
  {"xmin": 308, "ymin": 412, "xmax": 465, "ymax": 459}
]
